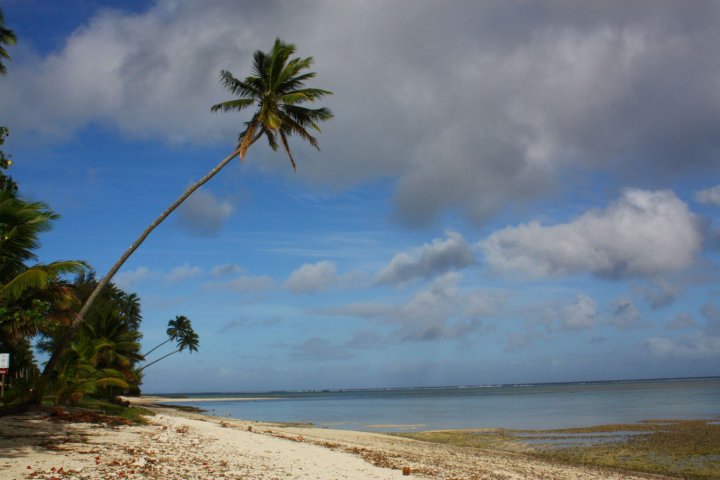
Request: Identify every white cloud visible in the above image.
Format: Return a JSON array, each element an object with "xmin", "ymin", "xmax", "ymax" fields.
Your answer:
[
  {"xmin": 558, "ymin": 294, "xmax": 597, "ymax": 331},
  {"xmin": 320, "ymin": 272, "xmax": 497, "ymax": 342},
  {"xmin": 481, "ymin": 190, "xmax": 702, "ymax": 279},
  {"xmin": 211, "ymin": 263, "xmax": 242, "ymax": 276},
  {"xmin": 646, "ymin": 335, "xmax": 720, "ymax": 360},
  {"xmin": 648, "ymin": 301, "xmax": 720, "ymax": 359},
  {"xmin": 695, "ymin": 185, "xmax": 720, "ymax": 206},
  {"xmin": 165, "ymin": 263, "xmax": 202, "ymax": 282},
  {"xmin": 114, "ymin": 266, "xmax": 151, "ymax": 290},
  {"xmin": 376, "ymin": 230, "xmax": 476, "ymax": 285},
  {"xmin": 4, "ymin": 2, "xmax": 720, "ymax": 225},
  {"xmin": 224, "ymin": 275, "xmax": 275, "ymax": 293},
  {"xmin": 284, "ymin": 260, "xmax": 338, "ymax": 294},
  {"xmin": 177, "ymin": 189, "xmax": 234, "ymax": 237}
]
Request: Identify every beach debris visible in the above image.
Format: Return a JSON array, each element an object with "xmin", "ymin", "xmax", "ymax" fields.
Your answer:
[
  {"xmin": 48, "ymin": 408, "xmax": 132, "ymax": 426},
  {"xmin": 247, "ymin": 425, "xmax": 252, "ymax": 432},
  {"xmin": 402, "ymin": 466, "xmax": 411, "ymax": 475}
]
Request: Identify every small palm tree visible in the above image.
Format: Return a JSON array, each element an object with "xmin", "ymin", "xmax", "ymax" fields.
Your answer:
[
  {"xmin": 0, "ymin": 8, "xmax": 16, "ymax": 76},
  {"xmin": 36, "ymin": 38, "xmax": 333, "ymax": 403},
  {"xmin": 143, "ymin": 315, "xmax": 191, "ymax": 357},
  {"xmin": 53, "ymin": 334, "xmax": 131, "ymax": 405},
  {"xmin": 139, "ymin": 317, "xmax": 199, "ymax": 372}
]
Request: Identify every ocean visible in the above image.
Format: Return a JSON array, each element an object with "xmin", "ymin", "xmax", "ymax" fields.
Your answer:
[{"xmin": 155, "ymin": 377, "xmax": 720, "ymax": 432}]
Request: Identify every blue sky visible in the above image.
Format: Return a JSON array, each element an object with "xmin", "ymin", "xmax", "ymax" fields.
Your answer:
[{"xmin": 2, "ymin": 0, "xmax": 720, "ymax": 393}]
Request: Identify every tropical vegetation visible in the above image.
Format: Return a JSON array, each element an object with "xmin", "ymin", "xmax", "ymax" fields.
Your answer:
[
  {"xmin": 140, "ymin": 315, "xmax": 199, "ymax": 372},
  {"xmin": 0, "ymin": 21, "xmax": 325, "ymax": 413},
  {"xmin": 35, "ymin": 36, "xmax": 333, "ymax": 404},
  {"xmin": 0, "ymin": 8, "xmax": 16, "ymax": 75}
]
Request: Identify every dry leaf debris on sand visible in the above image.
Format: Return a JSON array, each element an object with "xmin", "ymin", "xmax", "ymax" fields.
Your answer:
[{"xmin": 1, "ymin": 409, "xmax": 669, "ymax": 480}]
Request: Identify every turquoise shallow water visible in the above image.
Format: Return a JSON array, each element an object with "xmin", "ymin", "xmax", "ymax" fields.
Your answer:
[{"xmin": 155, "ymin": 377, "xmax": 720, "ymax": 432}]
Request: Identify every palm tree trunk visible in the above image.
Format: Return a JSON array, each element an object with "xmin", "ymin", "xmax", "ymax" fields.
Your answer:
[
  {"xmin": 31, "ymin": 147, "xmax": 241, "ymax": 406},
  {"xmin": 138, "ymin": 349, "xmax": 179, "ymax": 372},
  {"xmin": 142, "ymin": 338, "xmax": 173, "ymax": 358}
]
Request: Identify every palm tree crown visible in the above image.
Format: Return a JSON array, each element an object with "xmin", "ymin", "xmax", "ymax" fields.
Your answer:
[
  {"xmin": 0, "ymin": 8, "xmax": 17, "ymax": 76},
  {"xmin": 166, "ymin": 314, "xmax": 191, "ymax": 341},
  {"xmin": 211, "ymin": 38, "xmax": 334, "ymax": 170}
]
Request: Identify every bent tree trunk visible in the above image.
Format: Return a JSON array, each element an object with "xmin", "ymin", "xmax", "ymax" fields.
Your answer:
[
  {"xmin": 138, "ymin": 349, "xmax": 180, "ymax": 372},
  {"xmin": 31, "ymin": 147, "xmax": 241, "ymax": 406},
  {"xmin": 142, "ymin": 337, "xmax": 173, "ymax": 358}
]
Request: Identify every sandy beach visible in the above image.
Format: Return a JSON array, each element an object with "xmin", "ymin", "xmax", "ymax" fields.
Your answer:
[{"xmin": 0, "ymin": 397, "xmax": 671, "ymax": 480}]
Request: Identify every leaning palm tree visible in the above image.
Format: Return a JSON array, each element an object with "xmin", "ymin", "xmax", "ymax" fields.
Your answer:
[
  {"xmin": 34, "ymin": 38, "xmax": 333, "ymax": 405},
  {"xmin": 142, "ymin": 315, "xmax": 191, "ymax": 357},
  {"xmin": 0, "ymin": 8, "xmax": 16, "ymax": 76},
  {"xmin": 139, "ymin": 321, "xmax": 199, "ymax": 372}
]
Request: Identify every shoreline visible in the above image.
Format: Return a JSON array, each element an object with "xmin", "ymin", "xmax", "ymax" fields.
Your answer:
[
  {"xmin": 123, "ymin": 395, "xmax": 278, "ymax": 404},
  {"xmin": 0, "ymin": 399, "xmax": 676, "ymax": 479}
]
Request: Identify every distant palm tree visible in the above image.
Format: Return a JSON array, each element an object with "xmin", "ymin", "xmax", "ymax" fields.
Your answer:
[
  {"xmin": 142, "ymin": 315, "xmax": 191, "ymax": 357},
  {"xmin": 0, "ymin": 8, "xmax": 16, "ymax": 76},
  {"xmin": 139, "ymin": 318, "xmax": 199, "ymax": 372},
  {"xmin": 35, "ymin": 38, "xmax": 333, "ymax": 404}
]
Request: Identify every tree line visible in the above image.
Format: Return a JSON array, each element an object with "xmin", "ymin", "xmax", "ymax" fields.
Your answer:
[
  {"xmin": 0, "ymin": 10, "xmax": 198, "ymax": 409},
  {"xmin": 0, "ymin": 6, "xmax": 332, "ymax": 410}
]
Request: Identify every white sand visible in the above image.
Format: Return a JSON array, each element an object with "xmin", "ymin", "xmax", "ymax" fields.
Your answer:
[{"xmin": 0, "ymin": 404, "xmax": 668, "ymax": 480}]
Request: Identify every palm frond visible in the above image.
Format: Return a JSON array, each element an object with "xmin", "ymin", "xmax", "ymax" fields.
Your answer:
[
  {"xmin": 280, "ymin": 88, "xmax": 333, "ymax": 105},
  {"xmin": 1, "ymin": 260, "xmax": 88, "ymax": 303},
  {"xmin": 211, "ymin": 37, "xmax": 332, "ymax": 170},
  {"xmin": 278, "ymin": 131, "xmax": 297, "ymax": 171},
  {"xmin": 276, "ymin": 57, "xmax": 314, "ymax": 87},
  {"xmin": 210, "ymin": 98, "xmax": 255, "ymax": 113},
  {"xmin": 263, "ymin": 128, "xmax": 279, "ymax": 151},
  {"xmin": 278, "ymin": 113, "xmax": 320, "ymax": 149},
  {"xmin": 218, "ymin": 70, "xmax": 258, "ymax": 98},
  {"xmin": 268, "ymin": 38, "xmax": 296, "ymax": 88}
]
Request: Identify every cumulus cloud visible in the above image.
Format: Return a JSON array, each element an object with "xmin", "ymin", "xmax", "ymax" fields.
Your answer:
[
  {"xmin": 481, "ymin": 189, "xmax": 702, "ymax": 279},
  {"xmin": 646, "ymin": 335, "xmax": 720, "ymax": 360},
  {"xmin": 319, "ymin": 272, "xmax": 496, "ymax": 342},
  {"xmin": 284, "ymin": 261, "xmax": 338, "ymax": 293},
  {"xmin": 558, "ymin": 294, "xmax": 597, "ymax": 331},
  {"xmin": 695, "ymin": 185, "xmax": 720, "ymax": 206},
  {"xmin": 5, "ymin": 1, "xmax": 720, "ymax": 225},
  {"xmin": 375, "ymin": 230, "xmax": 476, "ymax": 285},
  {"xmin": 165, "ymin": 263, "xmax": 202, "ymax": 282},
  {"xmin": 115, "ymin": 266, "xmax": 151, "ymax": 289},
  {"xmin": 177, "ymin": 189, "xmax": 234, "ymax": 237}
]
